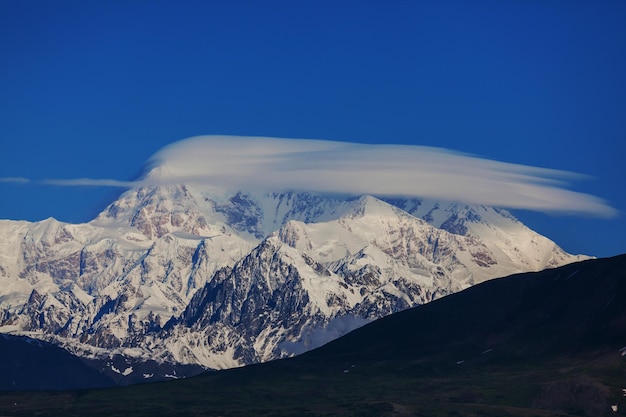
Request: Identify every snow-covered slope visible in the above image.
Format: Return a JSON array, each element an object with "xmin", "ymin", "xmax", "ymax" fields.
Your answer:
[
  {"xmin": 147, "ymin": 194, "xmax": 586, "ymax": 369},
  {"xmin": 386, "ymin": 198, "xmax": 577, "ymax": 270},
  {"xmin": 0, "ymin": 180, "xmax": 588, "ymax": 378}
]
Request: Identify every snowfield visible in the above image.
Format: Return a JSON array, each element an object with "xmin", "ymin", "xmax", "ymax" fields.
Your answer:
[{"xmin": 0, "ymin": 177, "xmax": 588, "ymax": 374}]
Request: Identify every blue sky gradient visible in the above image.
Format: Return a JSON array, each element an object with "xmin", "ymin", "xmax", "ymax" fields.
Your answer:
[{"xmin": 0, "ymin": 1, "xmax": 624, "ymax": 257}]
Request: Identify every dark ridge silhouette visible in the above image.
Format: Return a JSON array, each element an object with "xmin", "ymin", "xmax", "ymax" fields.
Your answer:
[{"xmin": 0, "ymin": 334, "xmax": 115, "ymax": 391}]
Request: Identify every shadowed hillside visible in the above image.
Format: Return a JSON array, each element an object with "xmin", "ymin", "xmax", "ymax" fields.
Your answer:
[{"xmin": 0, "ymin": 334, "xmax": 115, "ymax": 391}]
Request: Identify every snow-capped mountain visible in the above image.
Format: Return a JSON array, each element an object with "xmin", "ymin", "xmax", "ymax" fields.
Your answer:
[{"xmin": 0, "ymin": 174, "xmax": 587, "ymax": 381}]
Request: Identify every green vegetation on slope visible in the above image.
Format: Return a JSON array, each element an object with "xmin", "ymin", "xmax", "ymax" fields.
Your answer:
[{"xmin": 1, "ymin": 352, "xmax": 624, "ymax": 417}]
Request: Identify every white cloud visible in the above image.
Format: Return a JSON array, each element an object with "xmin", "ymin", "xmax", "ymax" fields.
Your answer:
[
  {"xmin": 41, "ymin": 178, "xmax": 137, "ymax": 187},
  {"xmin": 0, "ymin": 135, "xmax": 617, "ymax": 217},
  {"xmin": 143, "ymin": 136, "xmax": 616, "ymax": 217},
  {"xmin": 0, "ymin": 177, "xmax": 31, "ymax": 184}
]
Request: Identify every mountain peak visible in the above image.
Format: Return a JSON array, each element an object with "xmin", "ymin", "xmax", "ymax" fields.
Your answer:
[
  {"xmin": 351, "ymin": 195, "xmax": 404, "ymax": 217},
  {"xmin": 0, "ymin": 184, "xmax": 589, "ymax": 379}
]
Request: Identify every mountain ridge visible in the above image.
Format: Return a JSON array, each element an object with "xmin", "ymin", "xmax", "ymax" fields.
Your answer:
[{"xmin": 0, "ymin": 184, "xmax": 588, "ymax": 382}]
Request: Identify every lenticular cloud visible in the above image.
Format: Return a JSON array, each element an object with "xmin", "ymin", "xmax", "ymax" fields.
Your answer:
[
  {"xmin": 141, "ymin": 135, "xmax": 615, "ymax": 217},
  {"xmin": 3, "ymin": 135, "xmax": 617, "ymax": 217}
]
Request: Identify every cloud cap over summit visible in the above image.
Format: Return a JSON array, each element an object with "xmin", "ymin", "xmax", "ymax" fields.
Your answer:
[
  {"xmin": 142, "ymin": 136, "xmax": 615, "ymax": 217},
  {"xmin": 1, "ymin": 135, "xmax": 616, "ymax": 218}
]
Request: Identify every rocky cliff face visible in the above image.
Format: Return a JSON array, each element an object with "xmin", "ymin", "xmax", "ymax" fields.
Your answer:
[{"xmin": 0, "ymin": 185, "xmax": 587, "ymax": 380}]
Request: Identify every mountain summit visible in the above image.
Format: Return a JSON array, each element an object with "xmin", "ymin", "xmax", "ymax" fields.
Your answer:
[{"xmin": 0, "ymin": 179, "xmax": 587, "ymax": 382}]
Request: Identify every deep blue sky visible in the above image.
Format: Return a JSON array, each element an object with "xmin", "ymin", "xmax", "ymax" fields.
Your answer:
[{"xmin": 1, "ymin": 1, "xmax": 624, "ymax": 257}]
